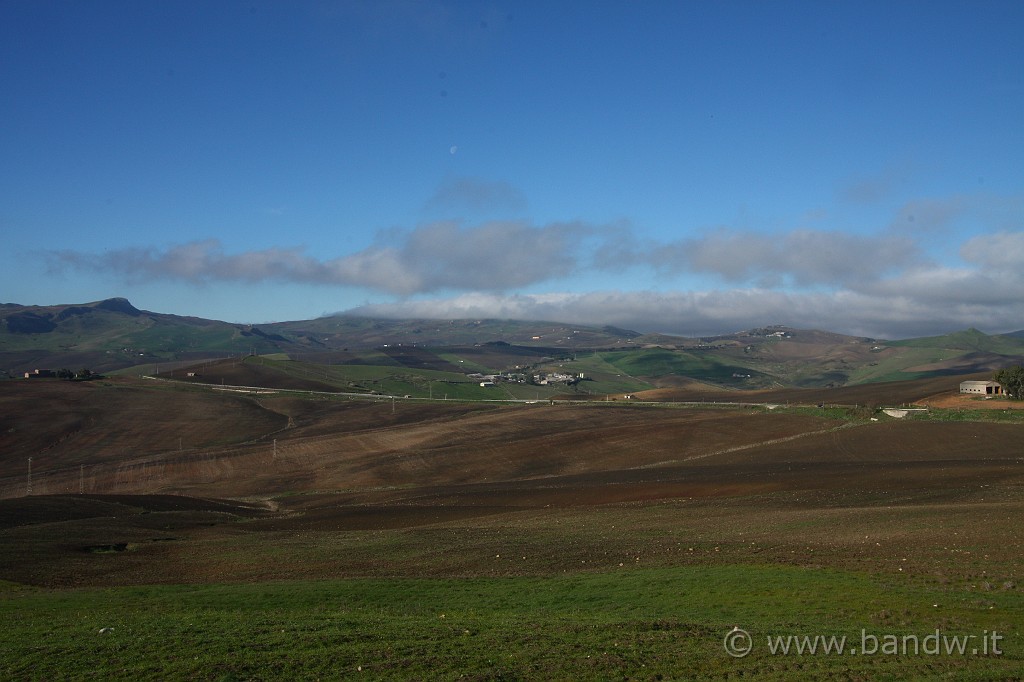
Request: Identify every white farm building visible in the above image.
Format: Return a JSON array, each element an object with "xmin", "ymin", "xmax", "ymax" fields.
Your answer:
[{"xmin": 959, "ymin": 380, "xmax": 1003, "ymax": 396}]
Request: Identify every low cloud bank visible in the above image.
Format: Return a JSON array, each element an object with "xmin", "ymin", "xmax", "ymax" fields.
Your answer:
[
  {"xmin": 342, "ymin": 289, "xmax": 1024, "ymax": 340},
  {"xmin": 45, "ymin": 192, "xmax": 1023, "ymax": 338},
  {"xmin": 48, "ymin": 220, "xmax": 590, "ymax": 296}
]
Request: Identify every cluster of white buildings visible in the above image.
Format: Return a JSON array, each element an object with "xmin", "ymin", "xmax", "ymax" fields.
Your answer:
[
  {"xmin": 467, "ymin": 371, "xmax": 583, "ymax": 387},
  {"xmin": 533, "ymin": 372, "xmax": 582, "ymax": 385}
]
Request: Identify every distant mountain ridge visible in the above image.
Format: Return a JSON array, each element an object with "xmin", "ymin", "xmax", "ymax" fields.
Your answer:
[
  {"xmin": 888, "ymin": 327, "xmax": 1024, "ymax": 353},
  {"xmin": 0, "ymin": 298, "xmax": 648, "ymax": 377},
  {"xmin": 2, "ymin": 298, "xmax": 1023, "ymax": 386}
]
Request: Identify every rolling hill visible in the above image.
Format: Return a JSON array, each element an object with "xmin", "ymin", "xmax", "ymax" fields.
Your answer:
[
  {"xmin": 3, "ymin": 316, "xmax": 1024, "ymax": 681},
  {"xmin": 0, "ymin": 298, "xmax": 643, "ymax": 378},
  {"xmin": 3, "ymin": 298, "xmax": 1024, "ymax": 389}
]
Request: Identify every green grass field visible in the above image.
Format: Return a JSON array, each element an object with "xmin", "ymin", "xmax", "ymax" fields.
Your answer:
[
  {"xmin": 596, "ymin": 348, "xmax": 760, "ymax": 385},
  {"xmin": 222, "ymin": 356, "xmax": 655, "ymax": 401},
  {"xmin": 2, "ymin": 564, "xmax": 1019, "ymax": 681},
  {"xmin": 845, "ymin": 346, "xmax": 970, "ymax": 384}
]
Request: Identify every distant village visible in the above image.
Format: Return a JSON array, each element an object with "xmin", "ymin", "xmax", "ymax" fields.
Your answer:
[{"xmin": 467, "ymin": 371, "xmax": 584, "ymax": 387}]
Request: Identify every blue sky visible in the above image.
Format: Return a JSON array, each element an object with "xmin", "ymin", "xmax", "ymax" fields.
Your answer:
[{"xmin": 2, "ymin": 0, "xmax": 1022, "ymax": 338}]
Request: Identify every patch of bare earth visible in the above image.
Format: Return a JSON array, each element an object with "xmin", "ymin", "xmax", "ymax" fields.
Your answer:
[{"xmin": 1, "ymin": 375, "xmax": 1021, "ymax": 589}]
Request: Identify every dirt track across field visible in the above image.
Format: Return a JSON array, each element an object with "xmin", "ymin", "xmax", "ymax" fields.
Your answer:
[{"xmin": 1, "ymin": 375, "xmax": 1022, "ymax": 587}]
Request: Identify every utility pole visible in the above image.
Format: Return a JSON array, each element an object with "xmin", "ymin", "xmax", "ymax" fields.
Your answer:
[
  {"xmin": 26, "ymin": 457, "xmax": 32, "ymax": 496},
  {"xmin": 80, "ymin": 464, "xmax": 84, "ymax": 494}
]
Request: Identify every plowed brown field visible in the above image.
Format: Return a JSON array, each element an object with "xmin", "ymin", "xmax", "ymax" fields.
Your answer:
[
  {"xmin": 635, "ymin": 373, "xmax": 999, "ymax": 407},
  {"xmin": 1, "ymin": 375, "xmax": 1022, "ymax": 588}
]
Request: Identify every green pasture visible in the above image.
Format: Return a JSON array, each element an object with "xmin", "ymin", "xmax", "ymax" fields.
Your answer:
[
  {"xmin": 846, "ymin": 346, "xmax": 974, "ymax": 384},
  {"xmin": 888, "ymin": 329, "xmax": 1024, "ymax": 355},
  {"xmin": 910, "ymin": 405, "xmax": 1024, "ymax": 423},
  {"xmin": 595, "ymin": 348, "xmax": 763, "ymax": 385},
  {"xmin": 231, "ymin": 356, "xmax": 653, "ymax": 401},
  {"xmin": 2, "ymin": 565, "xmax": 1019, "ymax": 680}
]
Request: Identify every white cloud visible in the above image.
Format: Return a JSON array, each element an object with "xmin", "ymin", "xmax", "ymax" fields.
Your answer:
[
  {"xmin": 640, "ymin": 228, "xmax": 919, "ymax": 287},
  {"xmin": 44, "ymin": 190, "xmax": 1024, "ymax": 338},
  {"xmin": 51, "ymin": 240, "xmax": 328, "ymax": 286},
  {"xmin": 960, "ymin": 231, "xmax": 1024, "ymax": 270},
  {"xmin": 48, "ymin": 220, "xmax": 592, "ymax": 295},
  {"xmin": 345, "ymin": 286, "xmax": 1024, "ymax": 339}
]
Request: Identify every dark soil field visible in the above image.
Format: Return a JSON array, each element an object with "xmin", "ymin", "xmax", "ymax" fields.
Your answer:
[
  {"xmin": 0, "ymin": 378, "xmax": 287, "ymax": 483},
  {"xmin": 1, "ymin": 374, "xmax": 1022, "ymax": 679},
  {"xmin": 379, "ymin": 346, "xmax": 466, "ymax": 372},
  {"xmin": 152, "ymin": 357, "xmax": 341, "ymax": 392},
  {"xmin": 2, "ymin": 374, "xmax": 1022, "ymax": 580}
]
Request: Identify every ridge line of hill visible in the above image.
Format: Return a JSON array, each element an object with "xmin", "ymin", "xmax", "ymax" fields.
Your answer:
[{"xmin": 3, "ymin": 298, "xmax": 1024, "ymax": 389}]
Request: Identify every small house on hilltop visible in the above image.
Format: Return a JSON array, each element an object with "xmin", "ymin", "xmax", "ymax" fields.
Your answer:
[{"xmin": 959, "ymin": 380, "xmax": 1003, "ymax": 396}]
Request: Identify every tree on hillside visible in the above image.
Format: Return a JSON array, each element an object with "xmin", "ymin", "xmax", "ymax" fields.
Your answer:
[{"xmin": 993, "ymin": 365, "xmax": 1024, "ymax": 399}]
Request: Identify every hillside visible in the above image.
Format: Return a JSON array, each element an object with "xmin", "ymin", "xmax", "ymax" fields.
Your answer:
[
  {"xmin": 3, "ymin": 298, "xmax": 1024, "ymax": 389},
  {"xmin": 3, "ymin": 364, "xmax": 1024, "ymax": 682},
  {"xmin": 0, "ymin": 298, "xmax": 643, "ymax": 378},
  {"xmin": 0, "ymin": 298, "xmax": 302, "ymax": 376},
  {"xmin": 3, "ymin": 371, "xmax": 1017, "ymax": 502},
  {"xmin": 267, "ymin": 316, "xmax": 644, "ymax": 349},
  {"xmin": 888, "ymin": 327, "xmax": 1024, "ymax": 353}
]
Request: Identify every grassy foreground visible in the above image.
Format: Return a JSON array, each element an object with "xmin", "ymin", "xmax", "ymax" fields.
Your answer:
[
  {"xmin": 2, "ymin": 564, "xmax": 1020, "ymax": 681},
  {"xmin": 3, "ymin": 380, "xmax": 1022, "ymax": 680}
]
